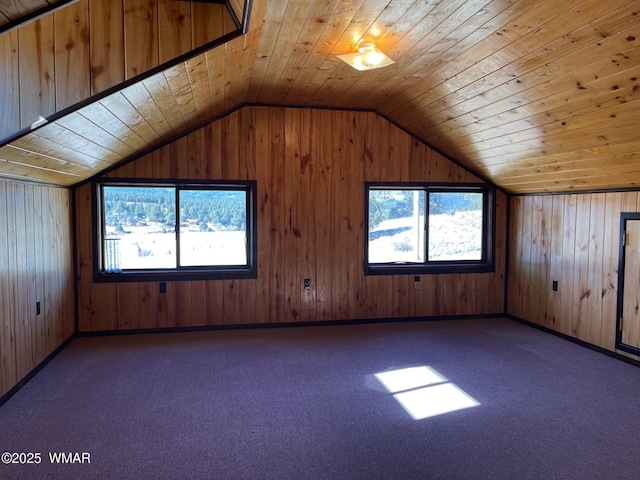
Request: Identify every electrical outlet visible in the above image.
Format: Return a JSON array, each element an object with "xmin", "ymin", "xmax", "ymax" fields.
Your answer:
[
  {"xmin": 304, "ymin": 278, "xmax": 311, "ymax": 290},
  {"xmin": 552, "ymin": 280, "xmax": 558, "ymax": 292},
  {"xmin": 159, "ymin": 282, "xmax": 166, "ymax": 294},
  {"xmin": 414, "ymin": 276, "xmax": 422, "ymax": 290}
]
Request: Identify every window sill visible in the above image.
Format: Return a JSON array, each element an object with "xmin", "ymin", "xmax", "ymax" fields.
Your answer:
[
  {"xmin": 365, "ymin": 262, "xmax": 495, "ymax": 276},
  {"xmin": 94, "ymin": 268, "xmax": 257, "ymax": 283}
]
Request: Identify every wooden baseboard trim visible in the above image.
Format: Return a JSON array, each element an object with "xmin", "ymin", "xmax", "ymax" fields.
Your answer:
[{"xmin": 506, "ymin": 314, "xmax": 640, "ymax": 368}]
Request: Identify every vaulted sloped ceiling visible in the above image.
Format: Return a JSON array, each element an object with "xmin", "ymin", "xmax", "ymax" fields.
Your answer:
[
  {"xmin": 0, "ymin": 0, "xmax": 244, "ymax": 185},
  {"xmin": 0, "ymin": 0, "xmax": 639, "ymax": 194}
]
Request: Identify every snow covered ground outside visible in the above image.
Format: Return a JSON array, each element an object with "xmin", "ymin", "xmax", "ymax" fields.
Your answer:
[
  {"xmin": 105, "ymin": 227, "xmax": 247, "ymax": 270},
  {"xmin": 104, "ymin": 210, "xmax": 482, "ymax": 270},
  {"xmin": 368, "ymin": 210, "xmax": 483, "ymax": 263}
]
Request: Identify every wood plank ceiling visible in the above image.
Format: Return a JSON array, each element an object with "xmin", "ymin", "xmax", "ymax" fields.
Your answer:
[
  {"xmin": 0, "ymin": 0, "xmax": 74, "ymax": 31},
  {"xmin": 0, "ymin": 0, "xmax": 639, "ymax": 194}
]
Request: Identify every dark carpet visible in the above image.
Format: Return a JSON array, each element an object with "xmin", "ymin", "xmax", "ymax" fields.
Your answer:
[{"xmin": 2, "ymin": 317, "xmax": 640, "ymax": 479}]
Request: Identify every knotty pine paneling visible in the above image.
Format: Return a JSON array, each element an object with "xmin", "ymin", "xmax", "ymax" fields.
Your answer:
[
  {"xmin": 75, "ymin": 106, "xmax": 507, "ymax": 332},
  {"xmin": 89, "ymin": 0, "xmax": 124, "ymax": 94},
  {"xmin": 0, "ymin": 29, "xmax": 18, "ymax": 135},
  {"xmin": 0, "ymin": 0, "xmax": 234, "ymax": 140},
  {"xmin": 243, "ymin": 0, "xmax": 640, "ymax": 194},
  {"xmin": 507, "ymin": 192, "xmax": 640, "ymax": 360},
  {"xmin": 54, "ymin": 0, "xmax": 90, "ymax": 110},
  {"xmin": 0, "ymin": 180, "xmax": 74, "ymax": 398},
  {"xmin": 18, "ymin": 13, "xmax": 55, "ymax": 131},
  {"xmin": 124, "ymin": 0, "xmax": 159, "ymax": 78}
]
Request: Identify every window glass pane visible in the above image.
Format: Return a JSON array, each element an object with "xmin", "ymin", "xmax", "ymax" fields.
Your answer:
[
  {"xmin": 428, "ymin": 192, "xmax": 483, "ymax": 261},
  {"xmin": 103, "ymin": 186, "xmax": 176, "ymax": 270},
  {"xmin": 368, "ymin": 189, "xmax": 425, "ymax": 263},
  {"xmin": 179, "ymin": 189, "xmax": 247, "ymax": 267}
]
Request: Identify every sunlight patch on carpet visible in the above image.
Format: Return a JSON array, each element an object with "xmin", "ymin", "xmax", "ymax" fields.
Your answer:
[
  {"xmin": 375, "ymin": 366, "xmax": 480, "ymax": 420},
  {"xmin": 374, "ymin": 366, "xmax": 446, "ymax": 393}
]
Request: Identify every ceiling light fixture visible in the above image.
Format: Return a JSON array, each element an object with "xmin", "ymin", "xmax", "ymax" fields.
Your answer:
[{"xmin": 337, "ymin": 43, "xmax": 395, "ymax": 71}]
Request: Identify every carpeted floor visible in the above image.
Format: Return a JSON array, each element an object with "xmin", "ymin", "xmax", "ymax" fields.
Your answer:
[{"xmin": 2, "ymin": 317, "xmax": 640, "ymax": 479}]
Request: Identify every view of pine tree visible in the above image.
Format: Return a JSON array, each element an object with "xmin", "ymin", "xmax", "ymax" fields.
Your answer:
[
  {"xmin": 369, "ymin": 190, "xmax": 425, "ymax": 230},
  {"xmin": 103, "ymin": 187, "xmax": 246, "ymax": 231},
  {"xmin": 369, "ymin": 189, "xmax": 483, "ymax": 230},
  {"xmin": 429, "ymin": 192, "xmax": 482, "ymax": 215}
]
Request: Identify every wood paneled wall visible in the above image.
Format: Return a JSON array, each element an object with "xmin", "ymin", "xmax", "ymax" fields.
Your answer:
[
  {"xmin": 0, "ymin": 0, "xmax": 235, "ymax": 140},
  {"xmin": 75, "ymin": 106, "xmax": 507, "ymax": 332},
  {"xmin": 508, "ymin": 192, "xmax": 640, "ymax": 359},
  {"xmin": 0, "ymin": 180, "xmax": 74, "ymax": 398}
]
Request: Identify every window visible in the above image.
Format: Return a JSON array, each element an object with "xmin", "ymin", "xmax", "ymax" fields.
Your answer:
[
  {"xmin": 94, "ymin": 179, "xmax": 257, "ymax": 281},
  {"xmin": 365, "ymin": 183, "xmax": 494, "ymax": 275}
]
